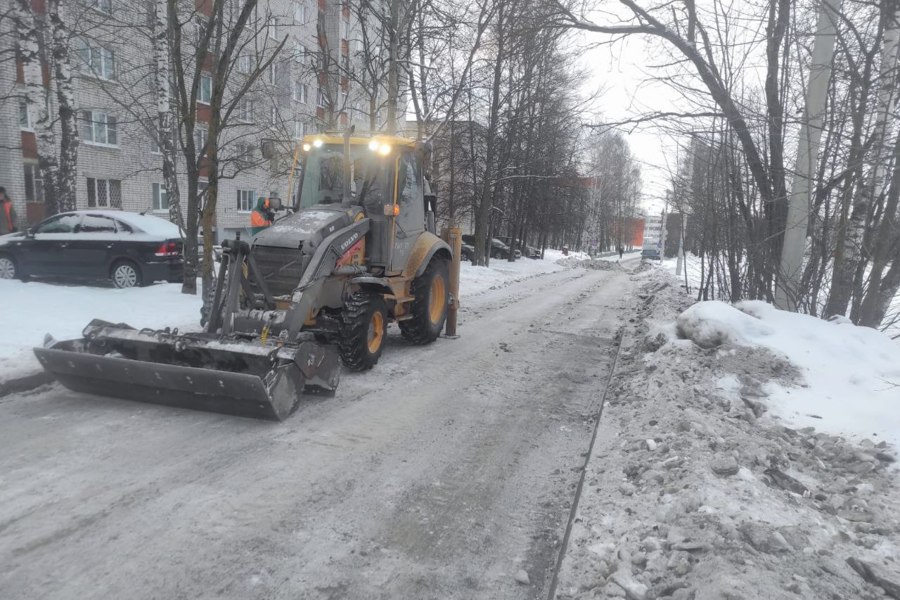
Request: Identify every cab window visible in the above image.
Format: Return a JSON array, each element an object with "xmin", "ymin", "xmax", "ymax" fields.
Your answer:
[{"xmin": 396, "ymin": 152, "xmax": 420, "ymax": 207}]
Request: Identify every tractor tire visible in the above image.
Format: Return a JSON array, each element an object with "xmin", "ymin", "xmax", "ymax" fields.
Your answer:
[
  {"xmin": 339, "ymin": 292, "xmax": 388, "ymax": 371},
  {"xmin": 399, "ymin": 257, "xmax": 449, "ymax": 345}
]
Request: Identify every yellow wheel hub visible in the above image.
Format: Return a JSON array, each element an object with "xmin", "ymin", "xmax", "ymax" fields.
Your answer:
[
  {"xmin": 368, "ymin": 311, "xmax": 385, "ymax": 353},
  {"xmin": 429, "ymin": 276, "xmax": 447, "ymax": 325}
]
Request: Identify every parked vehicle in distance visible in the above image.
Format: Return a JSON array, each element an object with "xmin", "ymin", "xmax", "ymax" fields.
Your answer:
[
  {"xmin": 524, "ymin": 244, "xmax": 541, "ymax": 259},
  {"xmin": 640, "ymin": 247, "xmax": 662, "ymax": 261},
  {"xmin": 494, "ymin": 236, "xmax": 522, "ymax": 260},
  {"xmin": 0, "ymin": 210, "xmax": 184, "ymax": 288},
  {"xmin": 461, "ymin": 234, "xmax": 516, "ymax": 260},
  {"xmin": 461, "ymin": 243, "xmax": 476, "ymax": 263}
]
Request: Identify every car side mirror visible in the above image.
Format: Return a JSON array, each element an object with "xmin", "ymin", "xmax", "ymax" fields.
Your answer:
[
  {"xmin": 268, "ymin": 197, "xmax": 283, "ymax": 210},
  {"xmin": 25, "ymin": 228, "xmax": 35, "ymax": 238}
]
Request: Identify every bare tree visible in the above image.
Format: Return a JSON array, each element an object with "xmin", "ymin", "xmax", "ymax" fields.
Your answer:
[{"xmin": 13, "ymin": 0, "xmax": 79, "ymax": 215}]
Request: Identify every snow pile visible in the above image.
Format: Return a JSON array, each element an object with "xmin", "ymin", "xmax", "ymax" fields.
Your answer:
[
  {"xmin": 0, "ymin": 280, "xmax": 202, "ymax": 384},
  {"xmin": 557, "ymin": 268, "xmax": 900, "ymax": 600},
  {"xmin": 676, "ymin": 299, "xmax": 900, "ymax": 450},
  {"xmin": 459, "ymin": 255, "xmax": 564, "ymax": 297}
]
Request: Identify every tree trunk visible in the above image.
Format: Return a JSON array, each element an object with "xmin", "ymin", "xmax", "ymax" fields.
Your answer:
[
  {"xmin": 473, "ymin": 2, "xmax": 506, "ymax": 266},
  {"xmin": 775, "ymin": 0, "xmax": 840, "ymax": 310},
  {"xmin": 47, "ymin": 0, "xmax": 79, "ymax": 213},
  {"xmin": 14, "ymin": 0, "xmax": 61, "ymax": 216}
]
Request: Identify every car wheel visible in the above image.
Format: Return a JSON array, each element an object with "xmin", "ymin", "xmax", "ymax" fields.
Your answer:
[
  {"xmin": 111, "ymin": 261, "xmax": 142, "ymax": 289},
  {"xmin": 0, "ymin": 254, "xmax": 17, "ymax": 280}
]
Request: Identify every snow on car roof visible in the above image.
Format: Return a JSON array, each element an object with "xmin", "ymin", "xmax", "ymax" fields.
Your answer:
[{"xmin": 67, "ymin": 210, "xmax": 183, "ymax": 238}]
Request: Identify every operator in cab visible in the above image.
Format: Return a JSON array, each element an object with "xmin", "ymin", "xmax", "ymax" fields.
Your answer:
[{"xmin": 251, "ymin": 197, "xmax": 275, "ymax": 235}]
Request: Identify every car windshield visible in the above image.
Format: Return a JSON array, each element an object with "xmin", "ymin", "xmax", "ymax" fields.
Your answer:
[{"xmin": 299, "ymin": 145, "xmax": 389, "ymax": 210}]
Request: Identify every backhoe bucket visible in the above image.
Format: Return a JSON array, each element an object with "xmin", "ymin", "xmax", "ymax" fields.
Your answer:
[{"xmin": 34, "ymin": 320, "xmax": 341, "ymax": 421}]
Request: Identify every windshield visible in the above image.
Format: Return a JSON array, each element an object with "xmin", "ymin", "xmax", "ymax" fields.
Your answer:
[{"xmin": 298, "ymin": 145, "xmax": 390, "ymax": 210}]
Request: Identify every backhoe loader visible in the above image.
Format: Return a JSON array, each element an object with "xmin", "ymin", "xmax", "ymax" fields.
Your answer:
[{"xmin": 34, "ymin": 132, "xmax": 454, "ymax": 420}]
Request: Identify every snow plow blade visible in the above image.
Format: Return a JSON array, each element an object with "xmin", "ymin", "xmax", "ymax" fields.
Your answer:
[{"xmin": 33, "ymin": 320, "xmax": 341, "ymax": 421}]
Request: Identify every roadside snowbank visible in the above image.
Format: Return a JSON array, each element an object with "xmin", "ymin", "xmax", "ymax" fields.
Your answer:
[
  {"xmin": 0, "ymin": 280, "xmax": 202, "ymax": 384},
  {"xmin": 459, "ymin": 254, "xmax": 564, "ymax": 297},
  {"xmin": 677, "ymin": 300, "xmax": 900, "ymax": 450},
  {"xmin": 556, "ymin": 268, "xmax": 900, "ymax": 600},
  {"xmin": 0, "ymin": 254, "xmax": 566, "ymax": 383}
]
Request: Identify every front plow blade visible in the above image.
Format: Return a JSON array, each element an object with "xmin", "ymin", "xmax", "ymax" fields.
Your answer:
[{"xmin": 33, "ymin": 321, "xmax": 341, "ymax": 421}]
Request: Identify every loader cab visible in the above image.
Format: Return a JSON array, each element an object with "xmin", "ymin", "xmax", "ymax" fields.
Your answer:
[{"xmin": 296, "ymin": 135, "xmax": 427, "ymax": 271}]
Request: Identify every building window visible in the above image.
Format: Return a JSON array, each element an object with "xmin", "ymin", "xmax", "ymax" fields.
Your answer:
[
  {"xmin": 292, "ymin": 81, "xmax": 308, "ymax": 103},
  {"xmin": 24, "ymin": 163, "xmax": 43, "ymax": 203},
  {"xmin": 151, "ymin": 135, "xmax": 161, "ymax": 154},
  {"xmin": 80, "ymin": 110, "xmax": 118, "ymax": 146},
  {"xmin": 87, "ymin": 177, "xmax": 122, "ymax": 208},
  {"xmin": 268, "ymin": 17, "xmax": 278, "ymax": 40},
  {"xmin": 268, "ymin": 64, "xmax": 277, "ymax": 86},
  {"xmin": 198, "ymin": 73, "xmax": 212, "ymax": 104},
  {"xmin": 294, "ymin": 3, "xmax": 307, "ymax": 23},
  {"xmin": 237, "ymin": 54, "xmax": 253, "ymax": 74},
  {"xmin": 317, "ymin": 87, "xmax": 327, "ymax": 108},
  {"xmin": 237, "ymin": 189, "xmax": 255, "ymax": 212},
  {"xmin": 152, "ymin": 183, "xmax": 168, "ymax": 211},
  {"xmin": 238, "ymin": 99, "xmax": 253, "ymax": 123},
  {"xmin": 193, "ymin": 18, "xmax": 208, "ymax": 47},
  {"xmin": 91, "ymin": 0, "xmax": 113, "ymax": 15},
  {"xmin": 194, "ymin": 126, "xmax": 208, "ymax": 155},
  {"xmin": 76, "ymin": 41, "xmax": 116, "ymax": 80},
  {"xmin": 18, "ymin": 100, "xmax": 32, "ymax": 130},
  {"xmin": 294, "ymin": 44, "xmax": 306, "ymax": 64},
  {"xmin": 234, "ymin": 143, "xmax": 255, "ymax": 168},
  {"xmin": 294, "ymin": 120, "xmax": 306, "ymax": 139},
  {"xmin": 341, "ymin": 54, "xmax": 350, "ymax": 73}
]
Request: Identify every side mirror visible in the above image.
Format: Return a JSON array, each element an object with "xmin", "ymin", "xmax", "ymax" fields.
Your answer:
[
  {"xmin": 25, "ymin": 228, "xmax": 35, "ymax": 238},
  {"xmin": 268, "ymin": 197, "xmax": 283, "ymax": 210}
]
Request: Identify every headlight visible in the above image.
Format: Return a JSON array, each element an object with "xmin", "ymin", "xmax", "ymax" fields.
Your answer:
[
  {"xmin": 312, "ymin": 138, "xmax": 323, "ymax": 148},
  {"xmin": 302, "ymin": 143, "xmax": 312, "ymax": 152}
]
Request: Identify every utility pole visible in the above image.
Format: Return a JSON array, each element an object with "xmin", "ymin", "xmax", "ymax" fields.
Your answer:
[{"xmin": 775, "ymin": 0, "xmax": 841, "ymax": 311}]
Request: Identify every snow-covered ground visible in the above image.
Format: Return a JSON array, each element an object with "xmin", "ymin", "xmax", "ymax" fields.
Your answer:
[
  {"xmin": 4, "ymin": 251, "xmax": 900, "ymax": 599},
  {"xmin": 0, "ymin": 280, "xmax": 203, "ymax": 384},
  {"xmin": 677, "ymin": 300, "xmax": 900, "ymax": 451},
  {"xmin": 558, "ymin": 266, "xmax": 900, "ymax": 600},
  {"xmin": 0, "ymin": 254, "xmax": 568, "ymax": 383}
]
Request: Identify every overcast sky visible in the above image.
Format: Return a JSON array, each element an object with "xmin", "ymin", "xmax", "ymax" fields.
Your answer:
[{"xmin": 575, "ymin": 28, "xmax": 685, "ymax": 215}]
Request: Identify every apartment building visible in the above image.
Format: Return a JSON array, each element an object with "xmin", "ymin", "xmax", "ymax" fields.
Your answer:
[{"xmin": 0, "ymin": 0, "xmax": 403, "ymax": 242}]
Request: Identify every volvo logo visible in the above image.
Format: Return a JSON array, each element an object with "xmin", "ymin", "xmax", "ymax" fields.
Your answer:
[{"xmin": 339, "ymin": 232, "xmax": 360, "ymax": 251}]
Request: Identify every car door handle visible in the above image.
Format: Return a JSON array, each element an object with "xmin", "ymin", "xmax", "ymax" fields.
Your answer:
[
  {"xmin": 59, "ymin": 243, "xmax": 68, "ymax": 248},
  {"xmin": 106, "ymin": 244, "xmax": 114, "ymax": 248}
]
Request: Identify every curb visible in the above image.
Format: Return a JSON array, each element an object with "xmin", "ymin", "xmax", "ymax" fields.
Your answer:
[{"xmin": 0, "ymin": 370, "xmax": 55, "ymax": 398}]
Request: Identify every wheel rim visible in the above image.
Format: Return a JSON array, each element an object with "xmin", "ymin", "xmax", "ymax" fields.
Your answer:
[
  {"xmin": 0, "ymin": 257, "xmax": 14, "ymax": 279},
  {"xmin": 367, "ymin": 310, "xmax": 384, "ymax": 353},
  {"xmin": 429, "ymin": 275, "xmax": 447, "ymax": 325},
  {"xmin": 114, "ymin": 264, "xmax": 138, "ymax": 288}
]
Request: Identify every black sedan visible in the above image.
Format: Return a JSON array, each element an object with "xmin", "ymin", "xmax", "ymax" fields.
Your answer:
[{"xmin": 0, "ymin": 210, "xmax": 184, "ymax": 288}]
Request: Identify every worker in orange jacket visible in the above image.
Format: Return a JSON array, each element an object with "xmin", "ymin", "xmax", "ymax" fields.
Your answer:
[
  {"xmin": 0, "ymin": 187, "xmax": 17, "ymax": 235},
  {"xmin": 250, "ymin": 197, "xmax": 274, "ymax": 235}
]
